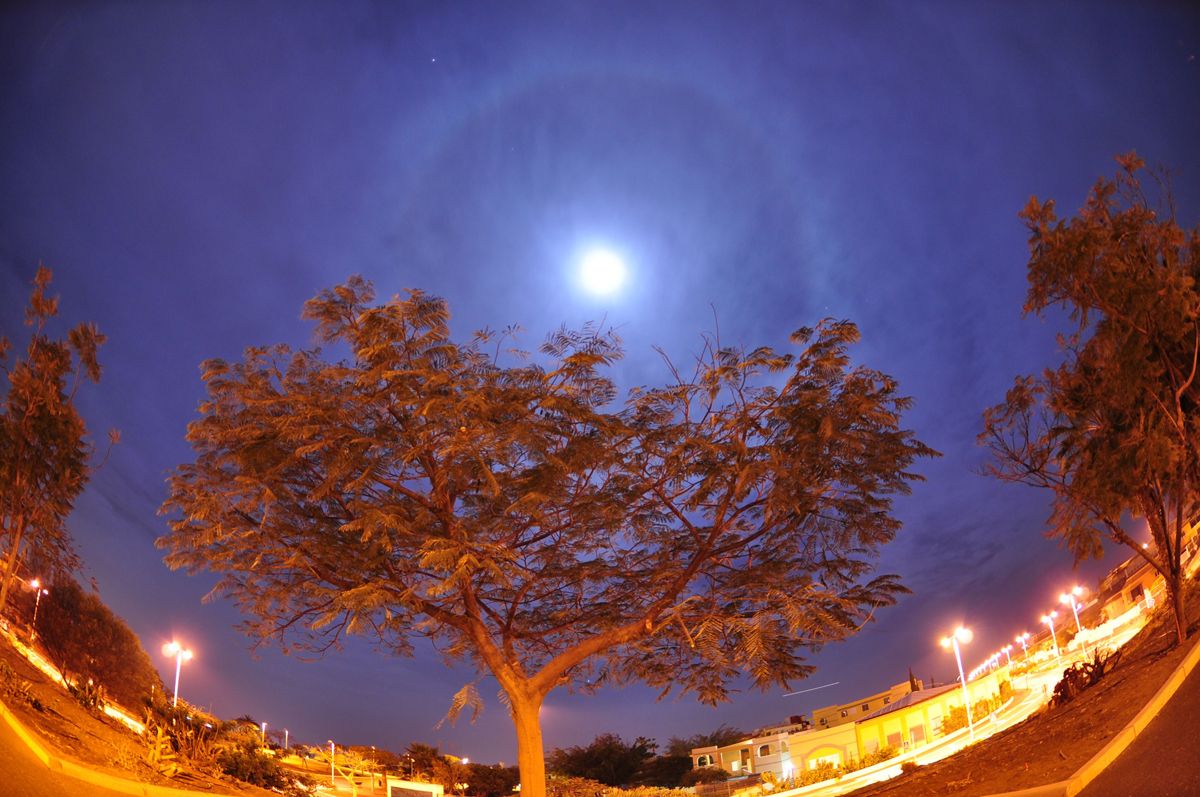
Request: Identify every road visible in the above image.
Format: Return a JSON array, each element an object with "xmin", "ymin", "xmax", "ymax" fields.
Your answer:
[
  {"xmin": 0, "ymin": 712, "xmax": 127, "ymax": 797},
  {"xmin": 1078, "ymin": 650, "xmax": 1200, "ymax": 797}
]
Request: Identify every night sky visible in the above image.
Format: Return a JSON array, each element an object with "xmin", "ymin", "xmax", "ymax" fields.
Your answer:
[{"xmin": 2, "ymin": 1, "xmax": 1198, "ymax": 765}]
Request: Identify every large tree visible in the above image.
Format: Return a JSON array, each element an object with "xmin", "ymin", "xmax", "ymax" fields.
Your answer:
[
  {"xmin": 982, "ymin": 154, "xmax": 1200, "ymax": 644},
  {"xmin": 0, "ymin": 266, "xmax": 111, "ymax": 612},
  {"xmin": 159, "ymin": 278, "xmax": 935, "ymax": 797}
]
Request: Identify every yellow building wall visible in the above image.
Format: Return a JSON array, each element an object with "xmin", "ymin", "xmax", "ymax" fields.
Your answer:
[{"xmin": 854, "ymin": 667, "xmax": 1011, "ymax": 758}]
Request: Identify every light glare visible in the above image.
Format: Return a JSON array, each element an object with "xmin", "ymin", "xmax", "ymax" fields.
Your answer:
[{"xmin": 579, "ymin": 249, "xmax": 627, "ymax": 295}]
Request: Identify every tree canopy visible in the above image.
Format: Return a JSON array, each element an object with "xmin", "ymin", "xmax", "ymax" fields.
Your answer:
[
  {"xmin": 159, "ymin": 277, "xmax": 935, "ymax": 797},
  {"xmin": 0, "ymin": 266, "xmax": 112, "ymax": 611},
  {"xmin": 547, "ymin": 733, "xmax": 656, "ymax": 786},
  {"xmin": 665, "ymin": 723, "xmax": 748, "ymax": 757},
  {"xmin": 37, "ymin": 576, "xmax": 163, "ymax": 710},
  {"xmin": 982, "ymin": 154, "xmax": 1200, "ymax": 643}
]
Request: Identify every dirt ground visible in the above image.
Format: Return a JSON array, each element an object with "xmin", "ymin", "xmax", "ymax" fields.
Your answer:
[
  {"xmin": 0, "ymin": 628, "xmax": 276, "ymax": 796},
  {"xmin": 843, "ymin": 588, "xmax": 1200, "ymax": 797}
]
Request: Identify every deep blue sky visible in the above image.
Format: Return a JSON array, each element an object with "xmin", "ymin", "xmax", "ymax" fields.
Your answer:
[{"xmin": 2, "ymin": 1, "xmax": 1198, "ymax": 764}]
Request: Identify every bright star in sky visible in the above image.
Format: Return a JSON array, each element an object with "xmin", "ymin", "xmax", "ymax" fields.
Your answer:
[{"xmin": 579, "ymin": 248, "xmax": 627, "ymax": 295}]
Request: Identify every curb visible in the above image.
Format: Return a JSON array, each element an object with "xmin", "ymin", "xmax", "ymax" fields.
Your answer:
[
  {"xmin": 0, "ymin": 693, "xmax": 229, "ymax": 797},
  {"xmin": 983, "ymin": 632, "xmax": 1200, "ymax": 797}
]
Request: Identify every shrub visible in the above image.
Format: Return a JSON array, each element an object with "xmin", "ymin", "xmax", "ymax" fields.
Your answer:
[
  {"xmin": 67, "ymin": 676, "xmax": 106, "ymax": 713},
  {"xmin": 844, "ymin": 746, "xmax": 897, "ymax": 772},
  {"xmin": 547, "ymin": 775, "xmax": 607, "ymax": 797},
  {"xmin": 940, "ymin": 705, "xmax": 968, "ymax": 734},
  {"xmin": 1052, "ymin": 648, "xmax": 1121, "ymax": 707},
  {"xmin": 680, "ymin": 767, "xmax": 730, "ymax": 787},
  {"xmin": 795, "ymin": 762, "xmax": 839, "ymax": 786},
  {"xmin": 900, "ymin": 761, "xmax": 919, "ymax": 775},
  {"xmin": 217, "ymin": 741, "xmax": 288, "ymax": 789}
]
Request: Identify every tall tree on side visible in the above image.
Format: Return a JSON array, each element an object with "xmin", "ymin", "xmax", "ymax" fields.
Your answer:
[
  {"xmin": 982, "ymin": 154, "xmax": 1200, "ymax": 644},
  {"xmin": 0, "ymin": 267, "xmax": 112, "ymax": 611},
  {"xmin": 159, "ymin": 278, "xmax": 936, "ymax": 797}
]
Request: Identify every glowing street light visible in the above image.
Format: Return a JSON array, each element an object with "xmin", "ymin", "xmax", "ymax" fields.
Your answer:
[
  {"xmin": 29, "ymin": 579, "xmax": 48, "ymax": 638},
  {"xmin": 261, "ymin": 721, "xmax": 267, "ymax": 748},
  {"xmin": 1016, "ymin": 632, "xmax": 1031, "ymax": 659},
  {"xmin": 1060, "ymin": 586, "xmax": 1084, "ymax": 634},
  {"xmin": 1041, "ymin": 612, "xmax": 1061, "ymax": 662},
  {"xmin": 329, "ymin": 740, "xmax": 335, "ymax": 785},
  {"xmin": 939, "ymin": 626, "xmax": 975, "ymax": 740},
  {"xmin": 284, "ymin": 728, "xmax": 288, "ymax": 752},
  {"xmin": 162, "ymin": 641, "xmax": 194, "ymax": 708},
  {"xmin": 1001, "ymin": 644, "xmax": 1013, "ymax": 667}
]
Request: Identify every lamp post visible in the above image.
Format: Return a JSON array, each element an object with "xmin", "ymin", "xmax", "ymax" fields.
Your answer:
[
  {"xmin": 162, "ymin": 641, "xmax": 193, "ymax": 708},
  {"xmin": 940, "ymin": 626, "xmax": 975, "ymax": 740},
  {"xmin": 1041, "ymin": 612, "xmax": 1061, "ymax": 663},
  {"xmin": 329, "ymin": 740, "xmax": 335, "ymax": 786},
  {"xmin": 284, "ymin": 728, "xmax": 288, "ymax": 752},
  {"xmin": 261, "ymin": 721, "xmax": 267, "ymax": 748},
  {"xmin": 1060, "ymin": 586, "xmax": 1084, "ymax": 634},
  {"xmin": 29, "ymin": 579, "xmax": 48, "ymax": 638},
  {"xmin": 1002, "ymin": 645, "xmax": 1013, "ymax": 667},
  {"xmin": 1016, "ymin": 632, "xmax": 1031, "ymax": 660}
]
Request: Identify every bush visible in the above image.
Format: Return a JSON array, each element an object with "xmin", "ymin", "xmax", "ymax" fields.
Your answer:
[
  {"xmin": 900, "ymin": 761, "xmax": 919, "ymax": 775},
  {"xmin": 844, "ymin": 746, "xmax": 897, "ymax": 772},
  {"xmin": 547, "ymin": 775, "xmax": 607, "ymax": 797},
  {"xmin": 940, "ymin": 705, "xmax": 968, "ymax": 734},
  {"xmin": 680, "ymin": 767, "xmax": 730, "ymax": 787},
  {"xmin": 1052, "ymin": 648, "xmax": 1121, "ymax": 707},
  {"xmin": 217, "ymin": 741, "xmax": 288, "ymax": 789},
  {"xmin": 795, "ymin": 762, "xmax": 839, "ymax": 786}
]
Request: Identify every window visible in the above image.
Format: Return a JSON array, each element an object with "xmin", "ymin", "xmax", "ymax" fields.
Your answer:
[
  {"xmin": 910, "ymin": 724, "xmax": 926, "ymax": 745},
  {"xmin": 886, "ymin": 732, "xmax": 903, "ymax": 748},
  {"xmin": 758, "ymin": 744, "xmax": 770, "ymax": 757},
  {"xmin": 696, "ymin": 755, "xmax": 711, "ymax": 767},
  {"xmin": 862, "ymin": 703, "xmax": 870, "ymax": 711},
  {"xmin": 883, "ymin": 696, "xmax": 891, "ymax": 704},
  {"xmin": 839, "ymin": 710, "xmax": 848, "ymax": 718},
  {"xmin": 779, "ymin": 741, "xmax": 788, "ymax": 753}
]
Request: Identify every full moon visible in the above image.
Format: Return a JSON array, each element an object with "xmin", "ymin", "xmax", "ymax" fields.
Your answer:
[{"xmin": 579, "ymin": 249, "xmax": 627, "ymax": 295}]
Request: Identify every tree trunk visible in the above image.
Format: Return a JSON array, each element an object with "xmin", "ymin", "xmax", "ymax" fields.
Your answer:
[
  {"xmin": 510, "ymin": 693, "xmax": 547, "ymax": 797},
  {"xmin": 0, "ymin": 522, "xmax": 24, "ymax": 613},
  {"xmin": 1168, "ymin": 572, "xmax": 1188, "ymax": 645}
]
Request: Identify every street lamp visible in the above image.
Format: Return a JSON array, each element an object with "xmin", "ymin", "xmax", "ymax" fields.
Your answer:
[
  {"xmin": 29, "ymin": 579, "xmax": 48, "ymax": 638},
  {"xmin": 1001, "ymin": 645, "xmax": 1013, "ymax": 667},
  {"xmin": 284, "ymin": 728, "xmax": 288, "ymax": 752},
  {"xmin": 1060, "ymin": 586, "xmax": 1084, "ymax": 635},
  {"xmin": 329, "ymin": 740, "xmax": 335, "ymax": 786},
  {"xmin": 1041, "ymin": 612, "xmax": 1061, "ymax": 662},
  {"xmin": 162, "ymin": 641, "xmax": 194, "ymax": 708},
  {"xmin": 939, "ymin": 626, "xmax": 975, "ymax": 740},
  {"xmin": 261, "ymin": 721, "xmax": 267, "ymax": 748},
  {"xmin": 1016, "ymin": 632, "xmax": 1031, "ymax": 659}
]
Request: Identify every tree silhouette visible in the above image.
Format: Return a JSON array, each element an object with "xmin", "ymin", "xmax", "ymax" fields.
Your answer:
[
  {"xmin": 982, "ymin": 154, "xmax": 1200, "ymax": 643},
  {"xmin": 0, "ymin": 266, "xmax": 113, "ymax": 611}
]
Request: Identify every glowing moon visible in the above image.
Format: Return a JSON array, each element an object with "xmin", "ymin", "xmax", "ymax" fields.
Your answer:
[{"xmin": 579, "ymin": 249, "xmax": 627, "ymax": 295}]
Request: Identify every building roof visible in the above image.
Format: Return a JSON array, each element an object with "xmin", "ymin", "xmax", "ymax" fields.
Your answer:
[{"xmin": 858, "ymin": 683, "xmax": 960, "ymax": 722}]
